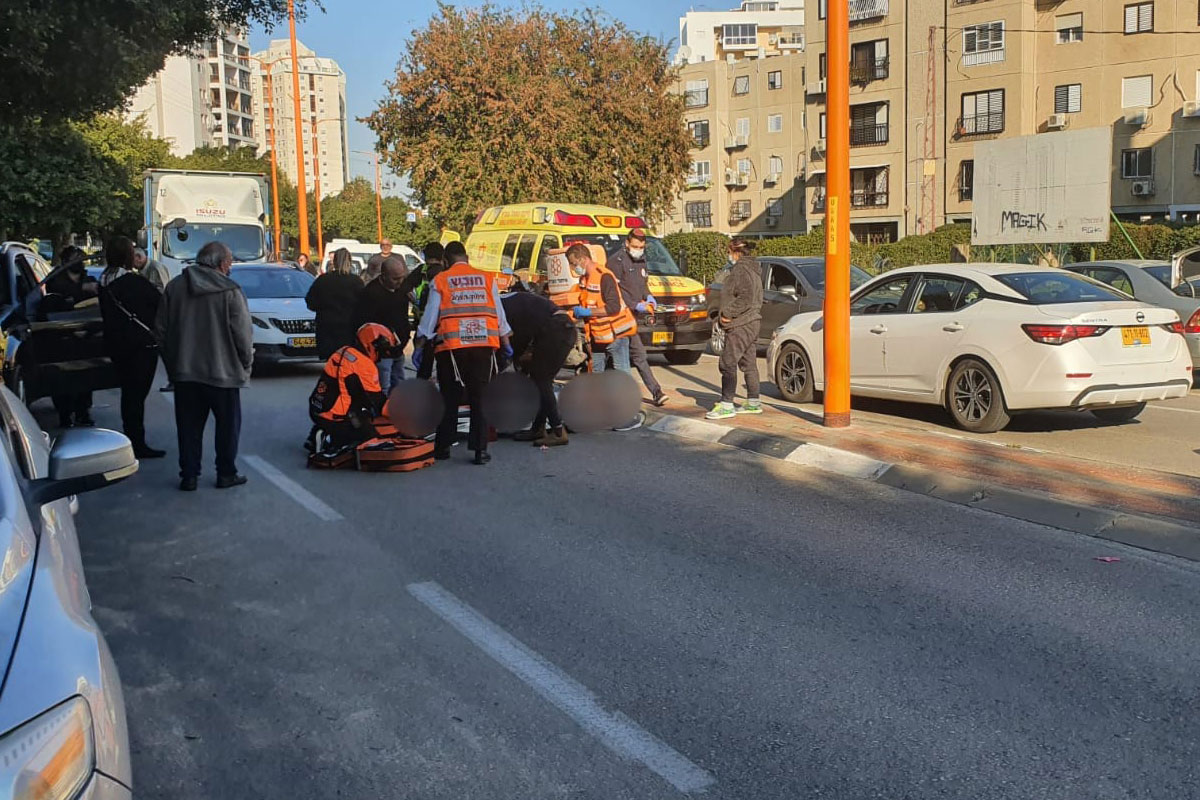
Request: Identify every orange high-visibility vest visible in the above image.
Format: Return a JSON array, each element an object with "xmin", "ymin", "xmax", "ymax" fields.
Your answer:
[
  {"xmin": 433, "ymin": 262, "xmax": 501, "ymax": 352},
  {"xmin": 580, "ymin": 262, "xmax": 637, "ymax": 345},
  {"xmin": 311, "ymin": 346, "xmax": 382, "ymax": 422}
]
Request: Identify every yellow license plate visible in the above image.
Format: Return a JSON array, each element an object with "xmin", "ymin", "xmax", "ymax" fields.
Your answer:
[
  {"xmin": 289, "ymin": 336, "xmax": 317, "ymax": 349},
  {"xmin": 652, "ymin": 332, "xmax": 674, "ymax": 345},
  {"xmin": 1121, "ymin": 326, "xmax": 1151, "ymax": 347}
]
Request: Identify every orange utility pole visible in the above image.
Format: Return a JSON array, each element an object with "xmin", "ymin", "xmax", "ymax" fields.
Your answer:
[
  {"xmin": 242, "ymin": 55, "xmax": 285, "ymax": 259},
  {"xmin": 287, "ymin": 0, "xmax": 310, "ymax": 258},
  {"xmin": 823, "ymin": 0, "xmax": 852, "ymax": 428}
]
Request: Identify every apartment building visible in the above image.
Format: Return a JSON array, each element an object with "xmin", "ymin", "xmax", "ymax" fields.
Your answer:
[
  {"xmin": 127, "ymin": 53, "xmax": 214, "ymax": 156},
  {"xmin": 252, "ymin": 39, "xmax": 350, "ymax": 198},
  {"xmin": 797, "ymin": 0, "xmax": 1200, "ymax": 243},
  {"xmin": 207, "ymin": 28, "xmax": 257, "ymax": 149},
  {"xmin": 676, "ymin": 1, "xmax": 807, "ymax": 65}
]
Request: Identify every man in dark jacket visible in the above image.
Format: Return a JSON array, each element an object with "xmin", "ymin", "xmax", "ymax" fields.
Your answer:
[
  {"xmin": 605, "ymin": 228, "xmax": 667, "ymax": 406},
  {"xmin": 355, "ymin": 257, "xmax": 410, "ymax": 393},
  {"xmin": 305, "ymin": 252, "xmax": 363, "ymax": 360},
  {"xmin": 155, "ymin": 241, "xmax": 254, "ymax": 491},
  {"xmin": 503, "ymin": 290, "xmax": 577, "ymax": 447},
  {"xmin": 708, "ymin": 238, "xmax": 764, "ymax": 420}
]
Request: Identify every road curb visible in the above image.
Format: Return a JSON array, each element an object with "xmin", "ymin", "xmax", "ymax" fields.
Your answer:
[{"xmin": 644, "ymin": 411, "xmax": 1200, "ymax": 562}]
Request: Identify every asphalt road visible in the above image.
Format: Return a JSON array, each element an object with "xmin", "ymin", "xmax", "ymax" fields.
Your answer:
[
  {"xmin": 57, "ymin": 365, "xmax": 1200, "ymax": 799},
  {"xmin": 658, "ymin": 354, "xmax": 1200, "ymax": 477}
]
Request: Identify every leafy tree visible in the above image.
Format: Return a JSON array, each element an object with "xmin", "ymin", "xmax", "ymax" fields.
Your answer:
[
  {"xmin": 78, "ymin": 114, "xmax": 174, "ymax": 235},
  {"xmin": 366, "ymin": 3, "xmax": 692, "ymax": 232},
  {"xmin": 319, "ymin": 177, "xmax": 441, "ymax": 251}
]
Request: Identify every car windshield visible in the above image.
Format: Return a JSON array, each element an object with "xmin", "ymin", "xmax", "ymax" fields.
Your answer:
[
  {"xmin": 1144, "ymin": 265, "xmax": 1173, "ymax": 289},
  {"xmin": 796, "ymin": 262, "xmax": 873, "ymax": 292},
  {"xmin": 995, "ymin": 272, "xmax": 1132, "ymax": 304},
  {"xmin": 570, "ymin": 235, "xmax": 684, "ymax": 277},
  {"xmin": 163, "ymin": 223, "xmax": 265, "ymax": 262},
  {"xmin": 231, "ymin": 268, "xmax": 314, "ymax": 299}
]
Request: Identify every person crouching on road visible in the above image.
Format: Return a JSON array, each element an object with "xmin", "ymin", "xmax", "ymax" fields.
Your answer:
[
  {"xmin": 413, "ymin": 241, "xmax": 513, "ymax": 465},
  {"xmin": 565, "ymin": 244, "xmax": 637, "ymax": 374},
  {"xmin": 503, "ymin": 289, "xmax": 577, "ymax": 447},
  {"xmin": 707, "ymin": 237, "xmax": 764, "ymax": 420},
  {"xmin": 309, "ymin": 323, "xmax": 399, "ymax": 451}
]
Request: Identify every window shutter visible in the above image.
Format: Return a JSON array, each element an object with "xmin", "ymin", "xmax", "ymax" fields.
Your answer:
[
  {"xmin": 1056, "ymin": 13, "xmax": 1082, "ymax": 32},
  {"xmin": 964, "ymin": 27, "xmax": 978, "ymax": 53},
  {"xmin": 1139, "ymin": 3, "xmax": 1152, "ymax": 31},
  {"xmin": 876, "ymin": 39, "xmax": 888, "ymax": 59},
  {"xmin": 1069, "ymin": 84, "xmax": 1081, "ymax": 112},
  {"xmin": 1125, "ymin": 4, "xmax": 1138, "ymax": 33},
  {"xmin": 1054, "ymin": 85, "xmax": 1068, "ymax": 113},
  {"xmin": 1122, "ymin": 75, "xmax": 1152, "ymax": 108}
]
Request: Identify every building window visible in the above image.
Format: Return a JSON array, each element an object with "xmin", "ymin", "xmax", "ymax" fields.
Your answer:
[
  {"xmin": 767, "ymin": 114, "xmax": 783, "ymax": 133},
  {"xmin": 767, "ymin": 197, "xmax": 784, "ymax": 217},
  {"xmin": 737, "ymin": 157, "xmax": 753, "ymax": 176},
  {"xmin": 850, "ymin": 102, "xmax": 889, "ymax": 146},
  {"xmin": 1054, "ymin": 84, "xmax": 1082, "ymax": 114},
  {"xmin": 1193, "ymin": 144, "xmax": 1200, "ymax": 175},
  {"xmin": 818, "ymin": 112, "xmax": 827, "ymax": 139},
  {"xmin": 960, "ymin": 89, "xmax": 1004, "ymax": 134},
  {"xmin": 850, "ymin": 40, "xmax": 890, "ymax": 83},
  {"xmin": 818, "ymin": 53, "xmax": 827, "ymax": 81},
  {"xmin": 768, "ymin": 155, "xmax": 784, "ymax": 179},
  {"xmin": 818, "ymin": 0, "xmax": 826, "ymax": 19},
  {"xmin": 851, "ymin": 167, "xmax": 889, "ymax": 208},
  {"xmin": 736, "ymin": 117, "xmax": 751, "ymax": 139},
  {"xmin": 1056, "ymin": 13, "xmax": 1084, "ymax": 43},
  {"xmin": 1122, "ymin": 75, "xmax": 1153, "ymax": 108},
  {"xmin": 688, "ymin": 120, "xmax": 711, "ymax": 148},
  {"xmin": 723, "ymin": 23, "xmax": 758, "ymax": 47},
  {"xmin": 730, "ymin": 199, "xmax": 752, "ymax": 222},
  {"xmin": 685, "ymin": 201, "xmax": 713, "ymax": 228},
  {"xmin": 685, "ymin": 79, "xmax": 709, "ymax": 108},
  {"xmin": 959, "ymin": 160, "xmax": 974, "ymax": 202},
  {"xmin": 768, "ymin": 71, "xmax": 783, "ymax": 90},
  {"xmin": 963, "ymin": 22, "xmax": 1005, "ymax": 66},
  {"xmin": 688, "ymin": 160, "xmax": 712, "ymax": 188},
  {"xmin": 1124, "ymin": 2, "xmax": 1153, "ymax": 33},
  {"xmin": 734, "ymin": 75, "xmax": 751, "ymax": 95},
  {"xmin": 1121, "ymin": 148, "xmax": 1153, "ymax": 179}
]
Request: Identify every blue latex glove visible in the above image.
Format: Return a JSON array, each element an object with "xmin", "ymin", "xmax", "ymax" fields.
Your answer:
[
  {"xmin": 646, "ymin": 294, "xmax": 658, "ymax": 307},
  {"xmin": 572, "ymin": 305, "xmax": 592, "ymax": 318},
  {"xmin": 411, "ymin": 348, "xmax": 424, "ymax": 372},
  {"xmin": 501, "ymin": 342, "xmax": 514, "ymax": 359},
  {"xmin": 635, "ymin": 301, "xmax": 649, "ymax": 313}
]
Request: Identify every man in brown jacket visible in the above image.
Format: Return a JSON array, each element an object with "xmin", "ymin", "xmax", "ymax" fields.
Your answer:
[{"xmin": 708, "ymin": 238, "xmax": 764, "ymax": 420}]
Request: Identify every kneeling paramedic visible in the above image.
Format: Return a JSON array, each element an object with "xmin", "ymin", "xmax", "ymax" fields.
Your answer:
[
  {"xmin": 309, "ymin": 323, "xmax": 400, "ymax": 450},
  {"xmin": 502, "ymin": 288, "xmax": 577, "ymax": 447},
  {"xmin": 413, "ymin": 241, "xmax": 513, "ymax": 465},
  {"xmin": 565, "ymin": 244, "xmax": 636, "ymax": 374}
]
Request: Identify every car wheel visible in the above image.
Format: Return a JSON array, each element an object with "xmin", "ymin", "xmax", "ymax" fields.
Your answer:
[
  {"xmin": 774, "ymin": 343, "xmax": 814, "ymax": 404},
  {"xmin": 1091, "ymin": 403, "xmax": 1146, "ymax": 424},
  {"xmin": 946, "ymin": 358, "xmax": 1010, "ymax": 433},
  {"xmin": 664, "ymin": 350, "xmax": 703, "ymax": 366}
]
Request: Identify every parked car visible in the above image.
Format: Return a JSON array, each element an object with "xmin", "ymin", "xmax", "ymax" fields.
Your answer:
[
  {"xmin": 1065, "ymin": 260, "xmax": 1200, "ymax": 372},
  {"xmin": 0, "ymin": 242, "xmax": 118, "ymax": 404},
  {"xmin": 766, "ymin": 263, "xmax": 1194, "ymax": 433},
  {"xmin": 707, "ymin": 257, "xmax": 872, "ymax": 346},
  {"xmin": 229, "ymin": 263, "xmax": 319, "ymax": 365},
  {"xmin": 0, "ymin": 385, "xmax": 136, "ymax": 798}
]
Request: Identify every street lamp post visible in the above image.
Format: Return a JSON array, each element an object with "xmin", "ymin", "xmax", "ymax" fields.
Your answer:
[
  {"xmin": 308, "ymin": 117, "xmax": 344, "ymax": 261},
  {"xmin": 824, "ymin": 0, "xmax": 852, "ymax": 429},
  {"xmin": 353, "ymin": 150, "xmax": 384, "ymax": 243},
  {"xmin": 240, "ymin": 54, "xmax": 288, "ymax": 260},
  {"xmin": 286, "ymin": 0, "xmax": 310, "ymax": 258}
]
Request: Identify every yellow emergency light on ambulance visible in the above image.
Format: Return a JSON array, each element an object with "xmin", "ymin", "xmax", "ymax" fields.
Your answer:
[{"xmin": 465, "ymin": 203, "xmax": 711, "ymax": 364}]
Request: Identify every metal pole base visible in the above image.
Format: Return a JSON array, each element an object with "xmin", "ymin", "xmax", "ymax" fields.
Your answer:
[{"xmin": 823, "ymin": 411, "xmax": 851, "ymax": 429}]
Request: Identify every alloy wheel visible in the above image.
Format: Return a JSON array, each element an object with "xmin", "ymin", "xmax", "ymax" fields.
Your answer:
[
  {"xmin": 952, "ymin": 367, "xmax": 992, "ymax": 423},
  {"xmin": 781, "ymin": 350, "xmax": 808, "ymax": 397}
]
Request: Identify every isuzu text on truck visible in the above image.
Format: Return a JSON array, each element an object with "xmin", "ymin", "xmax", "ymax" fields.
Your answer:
[{"xmin": 141, "ymin": 170, "xmax": 274, "ymax": 278}]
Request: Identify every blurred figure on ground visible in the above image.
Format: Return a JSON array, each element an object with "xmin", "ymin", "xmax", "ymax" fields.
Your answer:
[
  {"xmin": 133, "ymin": 247, "xmax": 170, "ymax": 293},
  {"xmin": 414, "ymin": 241, "xmax": 512, "ymax": 465},
  {"xmin": 566, "ymin": 244, "xmax": 637, "ymax": 375},
  {"xmin": 99, "ymin": 236, "xmax": 165, "ymax": 458},
  {"xmin": 707, "ymin": 237, "xmax": 763, "ymax": 420},
  {"xmin": 606, "ymin": 227, "xmax": 667, "ymax": 406},
  {"xmin": 406, "ymin": 242, "xmax": 446, "ymax": 380},
  {"xmin": 305, "ymin": 247, "xmax": 363, "ymax": 360},
  {"xmin": 355, "ymin": 257, "xmax": 410, "ymax": 393},
  {"xmin": 47, "ymin": 245, "xmax": 99, "ymax": 427},
  {"xmin": 365, "ymin": 239, "xmax": 395, "ymax": 284},
  {"xmin": 308, "ymin": 323, "xmax": 398, "ymax": 451},
  {"xmin": 156, "ymin": 241, "xmax": 254, "ymax": 491},
  {"xmin": 503, "ymin": 290, "xmax": 576, "ymax": 447}
]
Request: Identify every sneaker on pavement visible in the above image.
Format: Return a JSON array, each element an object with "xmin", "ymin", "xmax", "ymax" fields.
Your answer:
[
  {"xmin": 651, "ymin": 392, "xmax": 669, "ymax": 407},
  {"xmin": 736, "ymin": 401, "xmax": 764, "ymax": 415},
  {"xmin": 705, "ymin": 402, "xmax": 736, "ymax": 420}
]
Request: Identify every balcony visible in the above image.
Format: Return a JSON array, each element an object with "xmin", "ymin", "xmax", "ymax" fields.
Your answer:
[
  {"xmin": 849, "ymin": 0, "xmax": 889, "ymax": 22},
  {"xmin": 686, "ymin": 175, "xmax": 713, "ymax": 190},
  {"xmin": 812, "ymin": 190, "xmax": 827, "ymax": 212},
  {"xmin": 729, "ymin": 207, "xmax": 751, "ymax": 224},
  {"xmin": 685, "ymin": 89, "xmax": 709, "ymax": 109},
  {"xmin": 850, "ymin": 57, "xmax": 890, "ymax": 84},
  {"xmin": 776, "ymin": 32, "xmax": 805, "ymax": 49},
  {"xmin": 850, "ymin": 123, "xmax": 889, "ymax": 146},
  {"xmin": 957, "ymin": 113, "xmax": 1004, "ymax": 136},
  {"xmin": 850, "ymin": 190, "xmax": 889, "ymax": 208},
  {"xmin": 962, "ymin": 48, "xmax": 1005, "ymax": 67}
]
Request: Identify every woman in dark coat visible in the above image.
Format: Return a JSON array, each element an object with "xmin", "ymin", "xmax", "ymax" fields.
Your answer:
[{"xmin": 304, "ymin": 248, "xmax": 363, "ymax": 360}]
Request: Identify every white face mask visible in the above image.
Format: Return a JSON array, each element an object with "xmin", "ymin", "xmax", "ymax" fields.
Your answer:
[
  {"xmin": 628, "ymin": 247, "xmax": 645, "ymax": 260},
  {"xmin": 570, "ymin": 263, "xmax": 586, "ymax": 277}
]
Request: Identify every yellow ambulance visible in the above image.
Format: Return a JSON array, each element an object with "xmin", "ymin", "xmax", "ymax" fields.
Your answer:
[{"xmin": 464, "ymin": 203, "xmax": 710, "ymax": 364}]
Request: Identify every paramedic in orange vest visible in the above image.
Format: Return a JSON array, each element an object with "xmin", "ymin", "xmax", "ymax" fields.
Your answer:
[
  {"xmin": 566, "ymin": 243, "xmax": 637, "ymax": 374},
  {"xmin": 308, "ymin": 323, "xmax": 399, "ymax": 451},
  {"xmin": 413, "ymin": 240, "xmax": 513, "ymax": 466}
]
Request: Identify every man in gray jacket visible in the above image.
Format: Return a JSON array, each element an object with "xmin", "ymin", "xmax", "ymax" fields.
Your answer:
[
  {"xmin": 155, "ymin": 241, "xmax": 254, "ymax": 491},
  {"xmin": 708, "ymin": 238, "xmax": 764, "ymax": 420}
]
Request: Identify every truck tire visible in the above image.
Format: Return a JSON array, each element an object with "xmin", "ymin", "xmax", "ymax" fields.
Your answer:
[{"xmin": 664, "ymin": 350, "xmax": 702, "ymax": 366}]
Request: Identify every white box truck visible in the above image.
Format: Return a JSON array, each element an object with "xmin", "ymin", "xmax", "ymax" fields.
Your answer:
[{"xmin": 141, "ymin": 170, "xmax": 273, "ymax": 278}]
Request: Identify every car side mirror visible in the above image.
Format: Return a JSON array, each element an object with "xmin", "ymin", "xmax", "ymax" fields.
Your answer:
[
  {"xmin": 780, "ymin": 285, "xmax": 798, "ymax": 298},
  {"xmin": 28, "ymin": 428, "xmax": 138, "ymax": 505},
  {"xmin": 136, "ymin": 229, "xmax": 148, "ymax": 250}
]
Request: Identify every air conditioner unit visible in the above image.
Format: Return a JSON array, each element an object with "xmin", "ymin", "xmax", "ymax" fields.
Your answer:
[
  {"xmin": 724, "ymin": 169, "xmax": 740, "ymax": 186},
  {"xmin": 1184, "ymin": 100, "xmax": 1200, "ymax": 118},
  {"xmin": 1124, "ymin": 107, "xmax": 1150, "ymax": 127},
  {"xmin": 1131, "ymin": 180, "xmax": 1156, "ymax": 197},
  {"xmin": 756, "ymin": 47, "xmax": 767, "ymax": 59},
  {"xmin": 815, "ymin": 138, "xmax": 827, "ymax": 151},
  {"xmin": 768, "ymin": 33, "xmax": 779, "ymax": 45},
  {"xmin": 1046, "ymin": 113, "xmax": 1069, "ymax": 130},
  {"xmin": 726, "ymin": 53, "xmax": 738, "ymax": 65},
  {"xmin": 765, "ymin": 172, "xmax": 782, "ymax": 185},
  {"xmin": 807, "ymin": 79, "xmax": 827, "ymax": 96},
  {"xmin": 737, "ymin": 134, "xmax": 749, "ymax": 147},
  {"xmin": 765, "ymin": 217, "xmax": 779, "ymax": 227},
  {"xmin": 736, "ymin": 172, "xmax": 750, "ymax": 186}
]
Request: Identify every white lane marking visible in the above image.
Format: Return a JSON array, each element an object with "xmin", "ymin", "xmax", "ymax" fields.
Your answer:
[
  {"xmin": 243, "ymin": 455, "xmax": 343, "ymax": 522},
  {"xmin": 407, "ymin": 581, "xmax": 716, "ymax": 794},
  {"xmin": 648, "ymin": 415, "xmax": 731, "ymax": 444},
  {"xmin": 784, "ymin": 442, "xmax": 892, "ymax": 480},
  {"xmin": 1148, "ymin": 404, "xmax": 1200, "ymax": 415}
]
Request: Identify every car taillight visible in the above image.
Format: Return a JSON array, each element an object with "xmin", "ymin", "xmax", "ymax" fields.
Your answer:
[
  {"xmin": 1161, "ymin": 321, "xmax": 1186, "ymax": 336},
  {"xmin": 1021, "ymin": 324, "xmax": 1109, "ymax": 345},
  {"xmin": 1185, "ymin": 309, "xmax": 1200, "ymax": 334}
]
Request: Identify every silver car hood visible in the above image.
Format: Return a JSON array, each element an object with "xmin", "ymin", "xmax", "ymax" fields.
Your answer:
[{"xmin": 0, "ymin": 491, "xmax": 37, "ymax": 695}]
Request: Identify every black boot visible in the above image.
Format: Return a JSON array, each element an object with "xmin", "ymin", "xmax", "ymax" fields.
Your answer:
[{"xmin": 133, "ymin": 443, "xmax": 167, "ymax": 459}]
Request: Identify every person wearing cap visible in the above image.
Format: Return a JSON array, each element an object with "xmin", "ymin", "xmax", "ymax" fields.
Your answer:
[
  {"xmin": 606, "ymin": 227, "xmax": 668, "ymax": 407},
  {"xmin": 707, "ymin": 237, "xmax": 764, "ymax": 420}
]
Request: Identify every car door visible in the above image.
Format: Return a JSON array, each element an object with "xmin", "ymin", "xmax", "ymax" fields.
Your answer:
[
  {"xmin": 848, "ymin": 273, "xmax": 916, "ymax": 392},
  {"xmin": 882, "ymin": 274, "xmax": 981, "ymax": 397},
  {"xmin": 761, "ymin": 261, "xmax": 804, "ymax": 341}
]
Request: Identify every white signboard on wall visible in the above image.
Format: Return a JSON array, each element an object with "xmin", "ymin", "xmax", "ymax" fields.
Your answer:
[{"xmin": 971, "ymin": 127, "xmax": 1112, "ymax": 245}]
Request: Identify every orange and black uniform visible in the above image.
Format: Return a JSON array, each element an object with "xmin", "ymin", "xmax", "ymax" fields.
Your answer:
[
  {"xmin": 580, "ymin": 262, "xmax": 637, "ymax": 348},
  {"xmin": 309, "ymin": 345, "xmax": 386, "ymax": 447}
]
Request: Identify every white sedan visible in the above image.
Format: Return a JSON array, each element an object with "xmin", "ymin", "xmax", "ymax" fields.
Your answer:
[
  {"xmin": 766, "ymin": 263, "xmax": 1194, "ymax": 433},
  {"xmin": 230, "ymin": 264, "xmax": 320, "ymax": 365}
]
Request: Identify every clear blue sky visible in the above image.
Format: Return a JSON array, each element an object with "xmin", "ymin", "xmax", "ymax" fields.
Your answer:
[{"xmin": 249, "ymin": 0, "xmax": 715, "ymax": 197}]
